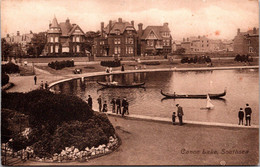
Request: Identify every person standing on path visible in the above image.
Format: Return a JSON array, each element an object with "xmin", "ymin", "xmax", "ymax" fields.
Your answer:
[
  {"xmin": 97, "ymin": 95, "xmax": 102, "ymax": 112},
  {"xmin": 40, "ymin": 81, "xmax": 44, "ymax": 89},
  {"xmin": 245, "ymin": 103, "xmax": 252, "ymax": 126},
  {"xmin": 44, "ymin": 81, "xmax": 49, "ymax": 90},
  {"xmin": 110, "ymin": 98, "xmax": 116, "ymax": 113},
  {"xmin": 34, "ymin": 75, "xmax": 37, "ymax": 85},
  {"xmin": 88, "ymin": 95, "xmax": 93, "ymax": 110},
  {"xmin": 102, "ymin": 101, "xmax": 108, "ymax": 112},
  {"xmin": 116, "ymin": 97, "xmax": 121, "ymax": 114},
  {"xmin": 238, "ymin": 108, "xmax": 244, "ymax": 125},
  {"xmin": 176, "ymin": 104, "xmax": 184, "ymax": 125},
  {"xmin": 172, "ymin": 112, "xmax": 176, "ymax": 125}
]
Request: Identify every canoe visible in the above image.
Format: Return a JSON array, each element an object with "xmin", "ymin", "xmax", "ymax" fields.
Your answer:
[
  {"xmin": 160, "ymin": 89, "xmax": 226, "ymax": 99},
  {"xmin": 97, "ymin": 81, "xmax": 145, "ymax": 88}
]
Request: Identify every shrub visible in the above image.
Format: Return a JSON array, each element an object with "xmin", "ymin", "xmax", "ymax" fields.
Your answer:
[
  {"xmin": 141, "ymin": 61, "xmax": 160, "ymax": 65},
  {"xmin": 48, "ymin": 60, "xmax": 74, "ymax": 70},
  {"xmin": 2, "ymin": 90, "xmax": 115, "ymax": 158},
  {"xmin": 181, "ymin": 57, "xmax": 189, "ymax": 63},
  {"xmin": 100, "ymin": 60, "xmax": 121, "ymax": 67},
  {"xmin": 2, "ymin": 62, "xmax": 20, "ymax": 74},
  {"xmin": 1, "ymin": 73, "xmax": 9, "ymax": 86}
]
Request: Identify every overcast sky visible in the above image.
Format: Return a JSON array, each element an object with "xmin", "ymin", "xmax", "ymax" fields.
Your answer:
[{"xmin": 1, "ymin": 0, "xmax": 259, "ymax": 40}]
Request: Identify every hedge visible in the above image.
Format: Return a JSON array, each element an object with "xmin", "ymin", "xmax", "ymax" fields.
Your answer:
[
  {"xmin": 2, "ymin": 62, "xmax": 20, "ymax": 74},
  {"xmin": 1, "ymin": 73, "xmax": 9, "ymax": 86},
  {"xmin": 48, "ymin": 60, "xmax": 74, "ymax": 70},
  {"xmin": 100, "ymin": 60, "xmax": 121, "ymax": 67}
]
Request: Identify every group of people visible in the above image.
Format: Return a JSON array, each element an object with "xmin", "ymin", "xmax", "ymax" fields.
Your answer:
[
  {"xmin": 172, "ymin": 103, "xmax": 253, "ymax": 126},
  {"xmin": 172, "ymin": 104, "xmax": 184, "ymax": 126},
  {"xmin": 238, "ymin": 104, "xmax": 252, "ymax": 126},
  {"xmin": 34, "ymin": 75, "xmax": 49, "ymax": 90},
  {"xmin": 87, "ymin": 95, "xmax": 129, "ymax": 117}
]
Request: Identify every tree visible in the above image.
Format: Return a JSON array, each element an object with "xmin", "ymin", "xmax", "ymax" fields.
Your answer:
[
  {"xmin": 83, "ymin": 31, "xmax": 100, "ymax": 53},
  {"xmin": 175, "ymin": 48, "xmax": 186, "ymax": 55},
  {"xmin": 28, "ymin": 32, "xmax": 47, "ymax": 56},
  {"xmin": 1, "ymin": 38, "xmax": 13, "ymax": 61}
]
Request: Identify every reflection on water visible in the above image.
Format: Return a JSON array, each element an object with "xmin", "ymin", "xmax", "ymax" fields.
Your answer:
[{"xmin": 53, "ymin": 69, "xmax": 259, "ymax": 125}]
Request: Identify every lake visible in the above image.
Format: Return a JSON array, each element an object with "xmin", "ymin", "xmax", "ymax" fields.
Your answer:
[{"xmin": 53, "ymin": 69, "xmax": 259, "ymax": 125}]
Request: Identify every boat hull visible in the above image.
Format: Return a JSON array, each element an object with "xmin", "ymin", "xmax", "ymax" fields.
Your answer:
[
  {"xmin": 97, "ymin": 81, "xmax": 145, "ymax": 88},
  {"xmin": 160, "ymin": 90, "xmax": 226, "ymax": 99}
]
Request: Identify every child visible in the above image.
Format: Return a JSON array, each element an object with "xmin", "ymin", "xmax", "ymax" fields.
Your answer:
[
  {"xmin": 102, "ymin": 101, "xmax": 108, "ymax": 112},
  {"xmin": 172, "ymin": 112, "xmax": 176, "ymax": 125}
]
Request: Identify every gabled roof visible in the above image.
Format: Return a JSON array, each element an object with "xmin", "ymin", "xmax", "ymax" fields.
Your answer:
[
  {"xmin": 68, "ymin": 25, "xmax": 85, "ymax": 36},
  {"xmin": 103, "ymin": 21, "xmax": 136, "ymax": 35},
  {"xmin": 59, "ymin": 22, "xmax": 72, "ymax": 36},
  {"xmin": 141, "ymin": 25, "xmax": 170, "ymax": 40}
]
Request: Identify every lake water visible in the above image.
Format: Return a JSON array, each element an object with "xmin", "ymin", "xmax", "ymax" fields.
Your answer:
[{"xmin": 53, "ymin": 69, "xmax": 259, "ymax": 125}]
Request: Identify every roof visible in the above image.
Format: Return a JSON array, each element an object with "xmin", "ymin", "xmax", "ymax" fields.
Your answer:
[
  {"xmin": 103, "ymin": 21, "xmax": 136, "ymax": 35},
  {"xmin": 50, "ymin": 16, "xmax": 59, "ymax": 28},
  {"xmin": 59, "ymin": 22, "xmax": 73, "ymax": 36},
  {"xmin": 141, "ymin": 25, "xmax": 171, "ymax": 40}
]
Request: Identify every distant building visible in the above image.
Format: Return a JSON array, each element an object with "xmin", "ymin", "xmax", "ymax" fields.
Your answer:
[
  {"xmin": 180, "ymin": 36, "xmax": 231, "ymax": 54},
  {"xmin": 4, "ymin": 31, "xmax": 34, "ymax": 54},
  {"xmin": 44, "ymin": 16, "xmax": 86, "ymax": 56},
  {"xmin": 93, "ymin": 18, "xmax": 138, "ymax": 57},
  {"xmin": 233, "ymin": 27, "xmax": 259, "ymax": 55},
  {"xmin": 137, "ymin": 23, "xmax": 172, "ymax": 55},
  {"xmin": 172, "ymin": 41, "xmax": 182, "ymax": 52}
]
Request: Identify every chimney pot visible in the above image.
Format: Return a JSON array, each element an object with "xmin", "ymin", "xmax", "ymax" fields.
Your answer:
[
  {"xmin": 253, "ymin": 27, "xmax": 256, "ymax": 34},
  {"xmin": 237, "ymin": 28, "xmax": 240, "ymax": 35},
  {"xmin": 138, "ymin": 23, "xmax": 143, "ymax": 31},
  {"xmin": 118, "ymin": 18, "xmax": 122, "ymax": 23},
  {"xmin": 109, "ymin": 20, "xmax": 112, "ymax": 33},
  {"xmin": 163, "ymin": 22, "xmax": 168, "ymax": 27},
  {"xmin": 17, "ymin": 31, "xmax": 20, "ymax": 36},
  {"xmin": 131, "ymin": 21, "xmax": 134, "ymax": 26}
]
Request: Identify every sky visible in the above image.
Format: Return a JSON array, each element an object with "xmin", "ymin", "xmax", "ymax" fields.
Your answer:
[{"xmin": 1, "ymin": 0, "xmax": 259, "ymax": 41}]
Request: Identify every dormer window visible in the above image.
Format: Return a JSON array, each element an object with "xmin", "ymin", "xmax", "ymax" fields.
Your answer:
[
  {"xmin": 127, "ymin": 30, "xmax": 132, "ymax": 35},
  {"xmin": 115, "ymin": 30, "xmax": 120, "ymax": 35}
]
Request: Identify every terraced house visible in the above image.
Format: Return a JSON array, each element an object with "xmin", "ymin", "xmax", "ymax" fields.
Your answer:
[
  {"xmin": 137, "ymin": 22, "xmax": 172, "ymax": 56},
  {"xmin": 44, "ymin": 16, "xmax": 86, "ymax": 56},
  {"xmin": 93, "ymin": 18, "xmax": 138, "ymax": 57}
]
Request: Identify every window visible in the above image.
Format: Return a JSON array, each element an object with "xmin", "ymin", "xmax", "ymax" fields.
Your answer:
[
  {"xmin": 50, "ymin": 37, "xmax": 54, "ymax": 43},
  {"xmin": 127, "ymin": 30, "xmax": 132, "ymax": 35},
  {"xmin": 248, "ymin": 40, "xmax": 251, "ymax": 45},
  {"xmin": 128, "ymin": 37, "xmax": 133, "ymax": 44},
  {"xmin": 100, "ymin": 41, "xmax": 104, "ymax": 45},
  {"xmin": 115, "ymin": 30, "xmax": 120, "ymax": 35},
  {"xmin": 114, "ymin": 46, "xmax": 121, "ymax": 54},
  {"xmin": 77, "ymin": 45, "xmax": 80, "ymax": 52},
  {"xmin": 50, "ymin": 46, "xmax": 53, "ymax": 53},
  {"xmin": 55, "ymin": 37, "xmax": 59, "ymax": 42},
  {"xmin": 76, "ymin": 37, "xmax": 80, "ymax": 42},
  {"xmin": 55, "ymin": 45, "xmax": 59, "ymax": 53},
  {"xmin": 163, "ymin": 40, "xmax": 166, "ymax": 46},
  {"xmin": 148, "ymin": 40, "xmax": 154, "ymax": 46},
  {"xmin": 128, "ymin": 46, "xmax": 133, "ymax": 54},
  {"xmin": 249, "ymin": 47, "xmax": 253, "ymax": 53},
  {"xmin": 202, "ymin": 44, "xmax": 204, "ymax": 47},
  {"xmin": 166, "ymin": 40, "xmax": 170, "ymax": 46},
  {"xmin": 114, "ymin": 38, "xmax": 121, "ymax": 44}
]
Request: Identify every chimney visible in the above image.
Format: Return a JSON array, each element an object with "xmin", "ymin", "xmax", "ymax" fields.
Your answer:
[
  {"xmin": 163, "ymin": 22, "xmax": 168, "ymax": 27},
  {"xmin": 253, "ymin": 27, "xmax": 256, "ymax": 34},
  {"xmin": 237, "ymin": 28, "xmax": 240, "ymax": 35},
  {"xmin": 138, "ymin": 23, "xmax": 143, "ymax": 31},
  {"xmin": 101, "ymin": 22, "xmax": 104, "ymax": 37},
  {"xmin": 30, "ymin": 30, "xmax": 33, "ymax": 34},
  {"xmin": 17, "ymin": 31, "xmax": 20, "ymax": 36},
  {"xmin": 7, "ymin": 34, "xmax": 9, "ymax": 38},
  {"xmin": 66, "ymin": 18, "xmax": 70, "ymax": 23},
  {"xmin": 109, "ymin": 20, "xmax": 112, "ymax": 33},
  {"xmin": 131, "ymin": 20, "xmax": 134, "ymax": 26},
  {"xmin": 118, "ymin": 18, "xmax": 122, "ymax": 23},
  {"xmin": 198, "ymin": 35, "xmax": 200, "ymax": 39},
  {"xmin": 183, "ymin": 38, "xmax": 185, "ymax": 42}
]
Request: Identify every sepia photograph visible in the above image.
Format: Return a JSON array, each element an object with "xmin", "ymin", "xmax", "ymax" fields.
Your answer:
[{"xmin": 1, "ymin": 0, "xmax": 259, "ymax": 165}]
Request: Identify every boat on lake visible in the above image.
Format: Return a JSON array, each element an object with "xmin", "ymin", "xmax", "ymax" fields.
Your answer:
[
  {"xmin": 97, "ymin": 81, "xmax": 145, "ymax": 88},
  {"xmin": 160, "ymin": 89, "xmax": 226, "ymax": 99}
]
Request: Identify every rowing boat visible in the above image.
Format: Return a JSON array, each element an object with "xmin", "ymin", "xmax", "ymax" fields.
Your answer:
[
  {"xmin": 97, "ymin": 81, "xmax": 145, "ymax": 88},
  {"xmin": 160, "ymin": 89, "xmax": 226, "ymax": 99}
]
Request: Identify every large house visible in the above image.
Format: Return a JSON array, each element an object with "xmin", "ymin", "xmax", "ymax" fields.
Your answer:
[
  {"xmin": 92, "ymin": 18, "xmax": 138, "ymax": 57},
  {"xmin": 233, "ymin": 27, "xmax": 259, "ymax": 56},
  {"xmin": 4, "ymin": 31, "xmax": 34, "ymax": 54},
  {"xmin": 137, "ymin": 23, "xmax": 172, "ymax": 55},
  {"xmin": 44, "ymin": 16, "xmax": 86, "ymax": 56}
]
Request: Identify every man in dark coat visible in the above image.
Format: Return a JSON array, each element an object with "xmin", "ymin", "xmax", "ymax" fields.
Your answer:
[
  {"xmin": 245, "ymin": 103, "xmax": 252, "ymax": 126},
  {"xmin": 88, "ymin": 95, "xmax": 93, "ymax": 109},
  {"xmin": 238, "ymin": 108, "xmax": 244, "ymax": 125},
  {"xmin": 97, "ymin": 95, "xmax": 102, "ymax": 112},
  {"xmin": 34, "ymin": 75, "xmax": 37, "ymax": 85},
  {"xmin": 176, "ymin": 104, "xmax": 184, "ymax": 125},
  {"xmin": 110, "ymin": 98, "xmax": 116, "ymax": 113},
  {"xmin": 116, "ymin": 97, "xmax": 121, "ymax": 114}
]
